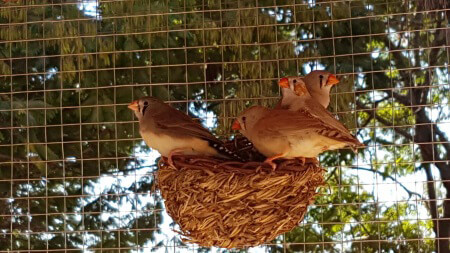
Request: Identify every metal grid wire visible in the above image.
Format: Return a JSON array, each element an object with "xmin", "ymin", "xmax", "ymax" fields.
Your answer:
[{"xmin": 0, "ymin": 0, "xmax": 449, "ymax": 252}]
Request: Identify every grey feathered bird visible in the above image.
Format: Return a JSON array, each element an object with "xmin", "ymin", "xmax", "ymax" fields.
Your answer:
[
  {"xmin": 302, "ymin": 70, "xmax": 340, "ymax": 109},
  {"xmin": 278, "ymin": 76, "xmax": 356, "ymax": 136},
  {"xmin": 129, "ymin": 96, "xmax": 242, "ymax": 167},
  {"xmin": 275, "ymin": 70, "xmax": 340, "ymax": 109}
]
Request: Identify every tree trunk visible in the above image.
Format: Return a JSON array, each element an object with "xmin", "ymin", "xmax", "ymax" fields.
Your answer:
[{"xmin": 415, "ymin": 109, "xmax": 450, "ymax": 252}]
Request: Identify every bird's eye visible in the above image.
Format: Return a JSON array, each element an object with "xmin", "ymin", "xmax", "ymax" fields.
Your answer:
[
  {"xmin": 293, "ymin": 79, "xmax": 297, "ymax": 84},
  {"xmin": 242, "ymin": 116, "xmax": 246, "ymax": 122},
  {"xmin": 319, "ymin": 75, "xmax": 323, "ymax": 79},
  {"xmin": 141, "ymin": 101, "xmax": 149, "ymax": 115}
]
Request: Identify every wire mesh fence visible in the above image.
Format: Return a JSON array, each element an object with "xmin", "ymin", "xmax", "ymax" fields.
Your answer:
[{"xmin": 0, "ymin": 0, "xmax": 449, "ymax": 252}]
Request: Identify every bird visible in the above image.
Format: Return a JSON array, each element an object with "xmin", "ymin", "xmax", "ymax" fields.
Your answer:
[
  {"xmin": 277, "ymin": 76, "xmax": 353, "ymax": 135},
  {"xmin": 278, "ymin": 76, "xmax": 363, "ymax": 150},
  {"xmin": 275, "ymin": 70, "xmax": 340, "ymax": 109},
  {"xmin": 232, "ymin": 81, "xmax": 363, "ymax": 169},
  {"xmin": 128, "ymin": 96, "xmax": 243, "ymax": 167},
  {"xmin": 302, "ymin": 70, "xmax": 340, "ymax": 109}
]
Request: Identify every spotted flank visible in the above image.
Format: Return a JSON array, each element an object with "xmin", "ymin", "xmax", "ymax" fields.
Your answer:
[{"xmin": 209, "ymin": 141, "xmax": 245, "ymax": 162}]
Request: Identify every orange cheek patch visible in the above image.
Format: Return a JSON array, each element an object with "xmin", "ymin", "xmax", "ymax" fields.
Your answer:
[{"xmin": 294, "ymin": 83, "xmax": 308, "ymax": 96}]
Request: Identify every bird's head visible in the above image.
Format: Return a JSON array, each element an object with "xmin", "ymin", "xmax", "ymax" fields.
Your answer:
[
  {"xmin": 303, "ymin": 70, "xmax": 340, "ymax": 108},
  {"xmin": 303, "ymin": 70, "xmax": 339, "ymax": 93},
  {"xmin": 232, "ymin": 106, "xmax": 268, "ymax": 136},
  {"xmin": 128, "ymin": 96, "xmax": 163, "ymax": 120},
  {"xmin": 278, "ymin": 76, "xmax": 309, "ymax": 97}
]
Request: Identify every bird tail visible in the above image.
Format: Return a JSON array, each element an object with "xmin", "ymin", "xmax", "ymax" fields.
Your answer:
[
  {"xmin": 347, "ymin": 138, "xmax": 366, "ymax": 153},
  {"xmin": 317, "ymin": 128, "xmax": 364, "ymax": 152},
  {"xmin": 208, "ymin": 140, "xmax": 246, "ymax": 162}
]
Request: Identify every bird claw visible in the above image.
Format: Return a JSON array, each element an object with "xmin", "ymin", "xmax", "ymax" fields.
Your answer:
[
  {"xmin": 308, "ymin": 157, "xmax": 319, "ymax": 165},
  {"xmin": 270, "ymin": 164, "xmax": 277, "ymax": 172},
  {"xmin": 296, "ymin": 157, "xmax": 306, "ymax": 166},
  {"xmin": 263, "ymin": 152, "xmax": 288, "ymax": 171},
  {"xmin": 167, "ymin": 153, "xmax": 179, "ymax": 169},
  {"xmin": 167, "ymin": 148, "xmax": 187, "ymax": 169},
  {"xmin": 263, "ymin": 159, "xmax": 277, "ymax": 171},
  {"xmin": 167, "ymin": 156, "xmax": 177, "ymax": 169}
]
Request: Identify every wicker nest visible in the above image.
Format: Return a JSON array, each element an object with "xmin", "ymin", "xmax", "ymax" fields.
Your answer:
[{"xmin": 156, "ymin": 138, "xmax": 325, "ymax": 248}]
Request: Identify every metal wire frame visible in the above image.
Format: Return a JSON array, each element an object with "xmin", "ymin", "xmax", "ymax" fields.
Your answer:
[
  {"xmin": 0, "ymin": 174, "xmax": 446, "ymax": 189},
  {"xmin": 0, "ymin": 0, "xmax": 449, "ymax": 252},
  {"xmin": 1, "ymin": 35, "xmax": 447, "ymax": 61},
  {"xmin": 0, "ymin": 1, "xmax": 438, "ymax": 22},
  {"xmin": 0, "ymin": 83, "xmax": 448, "ymax": 106},
  {"xmin": 1, "ymin": 10, "xmax": 448, "ymax": 44},
  {"xmin": 0, "ymin": 90, "xmax": 449, "ymax": 111},
  {"xmin": 0, "ymin": 0, "xmax": 407, "ymax": 10},
  {"xmin": 1, "ymin": 53, "xmax": 449, "ymax": 81},
  {"xmin": 0, "ymin": 237, "xmax": 443, "ymax": 253},
  {"xmin": 0, "ymin": 213, "xmax": 449, "ymax": 229},
  {"xmin": 0, "ymin": 136, "xmax": 449, "ymax": 152}
]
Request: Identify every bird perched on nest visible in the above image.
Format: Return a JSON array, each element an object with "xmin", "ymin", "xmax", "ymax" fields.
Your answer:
[
  {"xmin": 277, "ymin": 76, "xmax": 357, "ymax": 136},
  {"xmin": 128, "ymin": 96, "xmax": 243, "ymax": 167},
  {"xmin": 232, "ymin": 80, "xmax": 363, "ymax": 169},
  {"xmin": 275, "ymin": 70, "xmax": 340, "ymax": 109}
]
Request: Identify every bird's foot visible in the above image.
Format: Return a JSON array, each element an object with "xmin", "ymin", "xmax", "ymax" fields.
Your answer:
[
  {"xmin": 255, "ymin": 165, "xmax": 263, "ymax": 173},
  {"xmin": 295, "ymin": 157, "xmax": 306, "ymax": 166},
  {"xmin": 263, "ymin": 159, "xmax": 277, "ymax": 171},
  {"xmin": 308, "ymin": 157, "xmax": 319, "ymax": 165},
  {"xmin": 167, "ymin": 155, "xmax": 177, "ymax": 169},
  {"xmin": 168, "ymin": 148, "xmax": 186, "ymax": 169},
  {"xmin": 264, "ymin": 153, "xmax": 287, "ymax": 171}
]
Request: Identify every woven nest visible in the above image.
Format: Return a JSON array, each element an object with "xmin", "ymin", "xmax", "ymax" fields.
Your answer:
[{"xmin": 156, "ymin": 138, "xmax": 325, "ymax": 248}]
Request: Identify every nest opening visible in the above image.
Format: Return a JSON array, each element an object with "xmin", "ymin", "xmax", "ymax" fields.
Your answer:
[{"xmin": 156, "ymin": 138, "xmax": 325, "ymax": 248}]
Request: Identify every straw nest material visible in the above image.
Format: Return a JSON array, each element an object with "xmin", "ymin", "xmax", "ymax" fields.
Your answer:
[{"xmin": 156, "ymin": 137, "xmax": 325, "ymax": 248}]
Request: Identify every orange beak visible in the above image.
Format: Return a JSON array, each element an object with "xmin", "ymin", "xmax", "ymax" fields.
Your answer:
[
  {"xmin": 128, "ymin": 100, "xmax": 139, "ymax": 111},
  {"xmin": 231, "ymin": 119, "xmax": 241, "ymax": 130},
  {"xmin": 278, "ymin": 77, "xmax": 289, "ymax": 88},
  {"xmin": 327, "ymin": 74, "xmax": 340, "ymax": 86}
]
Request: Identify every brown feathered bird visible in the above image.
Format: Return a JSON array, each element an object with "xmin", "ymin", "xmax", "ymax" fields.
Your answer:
[
  {"xmin": 129, "ymin": 96, "xmax": 242, "ymax": 167},
  {"xmin": 232, "ymin": 79, "xmax": 363, "ymax": 168}
]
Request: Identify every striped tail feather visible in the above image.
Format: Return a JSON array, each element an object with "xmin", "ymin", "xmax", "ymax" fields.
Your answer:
[{"xmin": 208, "ymin": 140, "xmax": 246, "ymax": 162}]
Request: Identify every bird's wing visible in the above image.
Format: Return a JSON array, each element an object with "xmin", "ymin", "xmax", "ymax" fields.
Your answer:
[
  {"xmin": 140, "ymin": 102, "xmax": 245, "ymax": 161},
  {"xmin": 257, "ymin": 108, "xmax": 362, "ymax": 146},
  {"xmin": 303, "ymin": 98, "xmax": 355, "ymax": 136},
  {"xmin": 145, "ymin": 104, "xmax": 221, "ymax": 144},
  {"xmin": 304, "ymin": 103, "xmax": 363, "ymax": 146},
  {"xmin": 255, "ymin": 109, "xmax": 323, "ymax": 135}
]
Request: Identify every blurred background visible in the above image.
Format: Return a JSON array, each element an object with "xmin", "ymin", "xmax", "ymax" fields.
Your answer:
[{"xmin": 0, "ymin": 0, "xmax": 449, "ymax": 252}]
